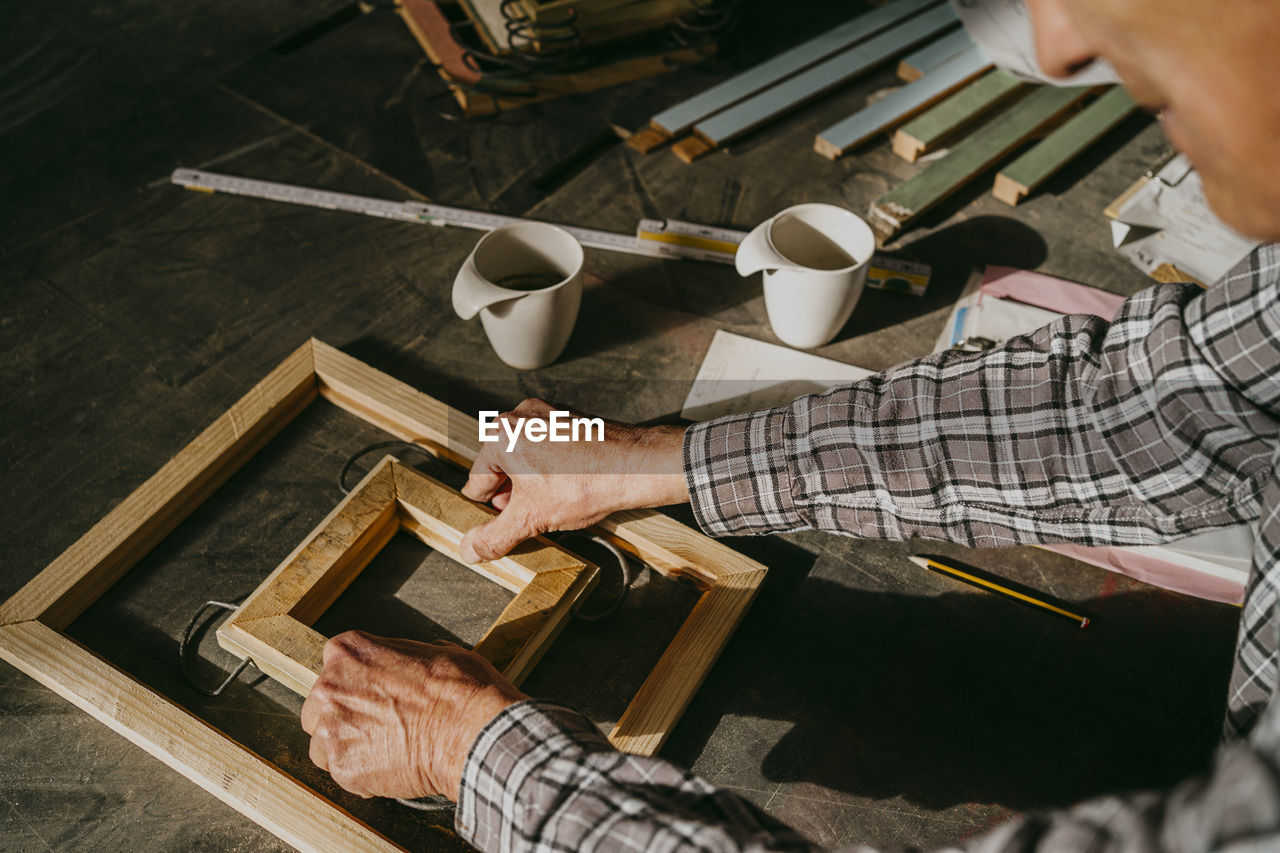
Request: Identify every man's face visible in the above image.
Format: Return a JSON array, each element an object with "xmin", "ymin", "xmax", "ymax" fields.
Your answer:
[{"xmin": 1026, "ymin": 0, "xmax": 1280, "ymax": 240}]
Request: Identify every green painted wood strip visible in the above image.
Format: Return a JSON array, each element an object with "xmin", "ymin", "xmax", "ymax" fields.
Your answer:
[
  {"xmin": 994, "ymin": 87, "xmax": 1137, "ymax": 204},
  {"xmin": 695, "ymin": 4, "xmax": 959, "ymax": 145},
  {"xmin": 815, "ymin": 45, "xmax": 990, "ymax": 158},
  {"xmin": 868, "ymin": 84, "xmax": 1094, "ymax": 241},
  {"xmin": 897, "ymin": 27, "xmax": 973, "ymax": 78},
  {"xmin": 651, "ymin": 0, "xmax": 946, "ymax": 136},
  {"xmin": 893, "ymin": 68, "xmax": 1026, "ymax": 159}
]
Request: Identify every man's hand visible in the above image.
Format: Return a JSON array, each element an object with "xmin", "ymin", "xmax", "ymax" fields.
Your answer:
[
  {"xmin": 460, "ymin": 399, "xmax": 689, "ymax": 563},
  {"xmin": 300, "ymin": 631, "xmax": 527, "ymax": 801}
]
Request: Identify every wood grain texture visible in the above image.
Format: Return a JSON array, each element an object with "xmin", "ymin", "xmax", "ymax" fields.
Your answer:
[
  {"xmin": 627, "ymin": 124, "xmax": 673, "ymax": 154},
  {"xmin": 869, "ymin": 84, "xmax": 1094, "ymax": 243},
  {"xmin": 672, "ymin": 133, "xmax": 715, "ymax": 163},
  {"xmin": 0, "ymin": 341, "xmax": 318, "ymax": 630},
  {"xmin": 649, "ymin": 0, "xmax": 945, "ymax": 136},
  {"xmin": 815, "ymin": 45, "xmax": 990, "ymax": 160},
  {"xmin": 0, "ymin": 620, "xmax": 404, "ymax": 852},
  {"xmin": 313, "ymin": 340, "xmax": 480, "ymax": 468},
  {"xmin": 891, "ymin": 69, "xmax": 1027, "ymax": 162},
  {"xmin": 993, "ymin": 86, "xmax": 1137, "ymax": 205},
  {"xmin": 229, "ymin": 458, "xmax": 400, "ymax": 626},
  {"xmin": 473, "ymin": 568, "xmax": 598, "ymax": 685},
  {"xmin": 693, "ymin": 4, "xmax": 959, "ymax": 147}
]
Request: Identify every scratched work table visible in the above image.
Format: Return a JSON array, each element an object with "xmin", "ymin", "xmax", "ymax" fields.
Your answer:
[{"xmin": 1, "ymin": 1, "xmax": 1238, "ymax": 850}]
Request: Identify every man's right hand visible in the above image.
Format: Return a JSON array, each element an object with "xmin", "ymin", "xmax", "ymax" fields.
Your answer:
[{"xmin": 459, "ymin": 399, "xmax": 689, "ymax": 563}]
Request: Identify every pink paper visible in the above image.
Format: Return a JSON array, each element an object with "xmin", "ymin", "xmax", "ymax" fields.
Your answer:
[
  {"xmin": 1042, "ymin": 543, "xmax": 1245, "ymax": 605},
  {"xmin": 980, "ymin": 266, "xmax": 1127, "ymax": 320}
]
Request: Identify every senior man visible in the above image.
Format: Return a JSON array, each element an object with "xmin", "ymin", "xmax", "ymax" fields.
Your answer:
[{"xmin": 301, "ymin": 0, "xmax": 1280, "ymax": 849}]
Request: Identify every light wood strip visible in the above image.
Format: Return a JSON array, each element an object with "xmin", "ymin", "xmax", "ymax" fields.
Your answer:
[
  {"xmin": 608, "ymin": 570, "xmax": 765, "ymax": 754},
  {"xmin": 312, "ymin": 340, "xmax": 480, "ymax": 468},
  {"xmin": 0, "ymin": 342, "xmax": 318, "ymax": 630},
  {"xmin": 869, "ymin": 84, "xmax": 1095, "ymax": 243},
  {"xmin": 0, "ymin": 620, "xmax": 402, "ymax": 852},
  {"xmin": 650, "ymin": 0, "xmax": 945, "ymax": 136},
  {"xmin": 224, "ymin": 615, "xmax": 328, "ymax": 696},
  {"xmin": 891, "ymin": 69, "xmax": 1026, "ymax": 162},
  {"xmin": 896, "ymin": 27, "xmax": 973, "ymax": 81},
  {"xmin": 392, "ymin": 462, "xmax": 584, "ymax": 590},
  {"xmin": 993, "ymin": 86, "xmax": 1137, "ymax": 205},
  {"xmin": 693, "ymin": 4, "xmax": 959, "ymax": 147},
  {"xmin": 815, "ymin": 44, "xmax": 990, "ymax": 160},
  {"xmin": 473, "ymin": 567, "xmax": 598, "ymax": 686},
  {"xmin": 231, "ymin": 459, "xmax": 400, "ymax": 626}
]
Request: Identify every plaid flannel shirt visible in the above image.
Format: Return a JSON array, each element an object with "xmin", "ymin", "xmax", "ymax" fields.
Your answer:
[{"xmin": 457, "ymin": 245, "xmax": 1280, "ymax": 852}]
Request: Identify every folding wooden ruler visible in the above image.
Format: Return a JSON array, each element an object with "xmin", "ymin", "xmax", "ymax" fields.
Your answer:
[{"xmin": 171, "ymin": 168, "xmax": 744, "ymax": 264}]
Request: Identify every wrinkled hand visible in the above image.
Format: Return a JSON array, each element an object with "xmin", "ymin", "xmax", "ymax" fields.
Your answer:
[
  {"xmin": 459, "ymin": 399, "xmax": 689, "ymax": 563},
  {"xmin": 300, "ymin": 631, "xmax": 526, "ymax": 801}
]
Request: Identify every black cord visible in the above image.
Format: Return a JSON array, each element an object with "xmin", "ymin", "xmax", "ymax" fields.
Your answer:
[{"xmin": 338, "ymin": 441, "xmax": 449, "ymax": 495}]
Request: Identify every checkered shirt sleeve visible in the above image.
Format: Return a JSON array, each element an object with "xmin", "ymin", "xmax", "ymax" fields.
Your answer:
[
  {"xmin": 454, "ymin": 247, "xmax": 1280, "ymax": 852},
  {"xmin": 687, "ymin": 246, "xmax": 1280, "ymax": 739},
  {"xmin": 457, "ymin": 697, "xmax": 1280, "ymax": 852}
]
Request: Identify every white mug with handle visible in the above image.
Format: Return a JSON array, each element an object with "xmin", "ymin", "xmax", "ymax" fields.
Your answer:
[
  {"xmin": 735, "ymin": 203, "xmax": 876, "ymax": 349},
  {"xmin": 452, "ymin": 222, "xmax": 584, "ymax": 370}
]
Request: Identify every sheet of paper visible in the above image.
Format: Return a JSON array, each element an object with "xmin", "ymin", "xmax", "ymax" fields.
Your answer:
[
  {"xmin": 681, "ymin": 330, "xmax": 873, "ymax": 421},
  {"xmin": 950, "ymin": 0, "xmax": 1119, "ymax": 85},
  {"xmin": 1109, "ymin": 153, "xmax": 1259, "ymax": 284}
]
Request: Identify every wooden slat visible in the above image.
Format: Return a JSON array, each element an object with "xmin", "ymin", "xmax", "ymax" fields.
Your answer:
[
  {"xmin": 0, "ymin": 620, "xmax": 403, "ymax": 852},
  {"xmin": 313, "ymin": 340, "xmax": 480, "ymax": 468},
  {"xmin": 815, "ymin": 45, "xmax": 991, "ymax": 160},
  {"xmin": 608, "ymin": 571, "xmax": 764, "ymax": 754},
  {"xmin": 473, "ymin": 568, "xmax": 597, "ymax": 685},
  {"xmin": 232, "ymin": 459, "xmax": 399, "ymax": 626},
  {"xmin": 896, "ymin": 27, "xmax": 973, "ymax": 81},
  {"xmin": 869, "ymin": 85, "xmax": 1095, "ymax": 243},
  {"xmin": 892, "ymin": 69, "xmax": 1027, "ymax": 162},
  {"xmin": 649, "ymin": 0, "xmax": 945, "ymax": 136},
  {"xmin": 690, "ymin": 4, "xmax": 959, "ymax": 154},
  {"xmin": 993, "ymin": 86, "xmax": 1137, "ymax": 205},
  {"xmin": 0, "ymin": 342, "xmax": 318, "ymax": 630},
  {"xmin": 393, "ymin": 461, "xmax": 585, "ymax": 591}
]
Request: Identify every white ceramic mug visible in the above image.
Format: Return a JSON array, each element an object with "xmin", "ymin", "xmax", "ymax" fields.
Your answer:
[
  {"xmin": 452, "ymin": 222, "xmax": 585, "ymax": 370},
  {"xmin": 735, "ymin": 203, "xmax": 876, "ymax": 349}
]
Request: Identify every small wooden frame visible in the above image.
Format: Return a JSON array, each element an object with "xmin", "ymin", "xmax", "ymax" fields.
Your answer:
[
  {"xmin": 0, "ymin": 339, "xmax": 767, "ymax": 852},
  {"xmin": 217, "ymin": 456, "xmax": 598, "ymax": 696}
]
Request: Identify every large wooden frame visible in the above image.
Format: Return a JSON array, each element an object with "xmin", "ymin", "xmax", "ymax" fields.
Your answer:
[{"xmin": 0, "ymin": 339, "xmax": 768, "ymax": 852}]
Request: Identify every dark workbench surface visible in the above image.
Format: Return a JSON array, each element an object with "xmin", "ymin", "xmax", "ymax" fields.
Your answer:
[{"xmin": 1, "ymin": 2, "xmax": 1238, "ymax": 850}]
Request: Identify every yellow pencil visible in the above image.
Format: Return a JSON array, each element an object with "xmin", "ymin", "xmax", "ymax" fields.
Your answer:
[{"xmin": 909, "ymin": 554, "xmax": 1091, "ymax": 628}]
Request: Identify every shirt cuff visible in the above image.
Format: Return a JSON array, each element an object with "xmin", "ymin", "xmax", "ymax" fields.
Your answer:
[
  {"xmin": 683, "ymin": 407, "xmax": 807, "ymax": 537},
  {"xmin": 455, "ymin": 698, "xmax": 614, "ymax": 852}
]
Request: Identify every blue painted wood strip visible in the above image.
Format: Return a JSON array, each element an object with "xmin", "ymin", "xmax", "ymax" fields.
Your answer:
[
  {"xmin": 695, "ymin": 4, "xmax": 960, "ymax": 145},
  {"xmin": 650, "ymin": 0, "xmax": 946, "ymax": 136},
  {"xmin": 815, "ymin": 45, "xmax": 991, "ymax": 157},
  {"xmin": 898, "ymin": 27, "xmax": 975, "ymax": 78}
]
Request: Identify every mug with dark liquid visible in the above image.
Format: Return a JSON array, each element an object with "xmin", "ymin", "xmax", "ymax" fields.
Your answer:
[{"xmin": 452, "ymin": 223, "xmax": 585, "ymax": 369}]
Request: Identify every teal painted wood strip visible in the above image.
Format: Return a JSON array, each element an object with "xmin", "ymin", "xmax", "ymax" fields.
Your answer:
[
  {"xmin": 869, "ymin": 84, "xmax": 1094, "ymax": 241},
  {"xmin": 993, "ymin": 87, "xmax": 1137, "ymax": 204},
  {"xmin": 695, "ymin": 4, "xmax": 960, "ymax": 145},
  {"xmin": 650, "ymin": 0, "xmax": 947, "ymax": 136},
  {"xmin": 815, "ymin": 44, "xmax": 990, "ymax": 158},
  {"xmin": 897, "ymin": 27, "xmax": 974, "ymax": 79},
  {"xmin": 892, "ymin": 68, "xmax": 1025, "ymax": 160}
]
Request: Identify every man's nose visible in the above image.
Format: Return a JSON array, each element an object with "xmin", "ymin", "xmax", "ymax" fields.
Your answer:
[{"xmin": 1026, "ymin": 0, "xmax": 1099, "ymax": 78}]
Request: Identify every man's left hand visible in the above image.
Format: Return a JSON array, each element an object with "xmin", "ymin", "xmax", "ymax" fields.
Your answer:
[{"xmin": 300, "ymin": 631, "xmax": 528, "ymax": 801}]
